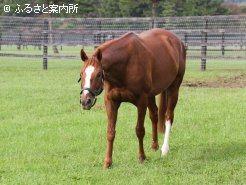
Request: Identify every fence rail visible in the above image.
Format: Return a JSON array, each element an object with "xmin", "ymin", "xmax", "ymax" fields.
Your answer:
[{"xmin": 0, "ymin": 16, "xmax": 246, "ymax": 70}]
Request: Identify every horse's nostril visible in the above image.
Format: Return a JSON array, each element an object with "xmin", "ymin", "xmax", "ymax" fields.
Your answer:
[{"xmin": 86, "ymin": 98, "xmax": 92, "ymax": 105}]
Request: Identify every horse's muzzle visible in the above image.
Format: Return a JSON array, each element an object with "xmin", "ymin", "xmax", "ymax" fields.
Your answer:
[{"xmin": 80, "ymin": 95, "xmax": 96, "ymax": 110}]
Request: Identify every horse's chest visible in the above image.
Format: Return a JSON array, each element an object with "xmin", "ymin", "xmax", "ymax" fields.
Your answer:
[{"xmin": 106, "ymin": 86, "xmax": 137, "ymax": 103}]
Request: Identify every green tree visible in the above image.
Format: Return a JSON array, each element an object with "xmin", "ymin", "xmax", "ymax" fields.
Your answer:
[
  {"xmin": 98, "ymin": 0, "xmax": 122, "ymax": 17},
  {"xmin": 75, "ymin": 0, "xmax": 100, "ymax": 17},
  {"xmin": 158, "ymin": 0, "xmax": 185, "ymax": 16},
  {"xmin": 182, "ymin": 0, "xmax": 228, "ymax": 16},
  {"xmin": 151, "ymin": 0, "xmax": 159, "ymax": 17},
  {"xmin": 159, "ymin": 0, "xmax": 176, "ymax": 16},
  {"xmin": 119, "ymin": 0, "xmax": 151, "ymax": 17}
]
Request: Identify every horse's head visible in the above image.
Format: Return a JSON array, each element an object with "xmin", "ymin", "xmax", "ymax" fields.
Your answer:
[{"xmin": 79, "ymin": 49, "xmax": 104, "ymax": 110}]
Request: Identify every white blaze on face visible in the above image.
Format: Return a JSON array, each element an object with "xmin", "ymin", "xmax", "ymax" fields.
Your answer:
[
  {"xmin": 83, "ymin": 65, "xmax": 95, "ymax": 95},
  {"xmin": 161, "ymin": 120, "xmax": 171, "ymax": 157}
]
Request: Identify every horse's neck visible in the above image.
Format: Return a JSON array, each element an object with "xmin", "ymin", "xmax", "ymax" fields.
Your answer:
[
  {"xmin": 100, "ymin": 33, "xmax": 140, "ymax": 86},
  {"xmin": 101, "ymin": 46, "xmax": 129, "ymax": 86}
]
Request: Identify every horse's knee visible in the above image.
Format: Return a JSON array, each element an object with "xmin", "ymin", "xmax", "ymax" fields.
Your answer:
[{"xmin": 107, "ymin": 130, "xmax": 116, "ymax": 142}]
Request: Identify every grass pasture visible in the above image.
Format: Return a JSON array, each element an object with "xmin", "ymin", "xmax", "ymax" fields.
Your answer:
[{"xmin": 0, "ymin": 56, "xmax": 246, "ymax": 184}]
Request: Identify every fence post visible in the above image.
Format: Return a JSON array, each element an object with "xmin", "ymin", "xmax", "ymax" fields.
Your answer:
[
  {"xmin": 152, "ymin": 18, "xmax": 157, "ymax": 28},
  {"xmin": 201, "ymin": 30, "xmax": 207, "ymax": 71},
  {"xmin": 98, "ymin": 21, "xmax": 102, "ymax": 44},
  {"xmin": 221, "ymin": 31, "xmax": 225, "ymax": 56},
  {"xmin": 201, "ymin": 19, "xmax": 208, "ymax": 71},
  {"xmin": 150, "ymin": 18, "xmax": 157, "ymax": 29},
  {"xmin": 0, "ymin": 32, "xmax": 2, "ymax": 51},
  {"xmin": 184, "ymin": 32, "xmax": 188, "ymax": 50},
  {"xmin": 94, "ymin": 20, "xmax": 101, "ymax": 48},
  {"xmin": 240, "ymin": 34, "xmax": 243, "ymax": 50},
  {"xmin": 17, "ymin": 33, "xmax": 21, "ymax": 50},
  {"xmin": 60, "ymin": 33, "xmax": 63, "ymax": 51},
  {"xmin": 43, "ymin": 20, "xmax": 49, "ymax": 70}
]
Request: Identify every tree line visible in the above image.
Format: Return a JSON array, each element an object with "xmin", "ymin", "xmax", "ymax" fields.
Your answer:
[{"xmin": 1, "ymin": 0, "xmax": 229, "ymax": 17}]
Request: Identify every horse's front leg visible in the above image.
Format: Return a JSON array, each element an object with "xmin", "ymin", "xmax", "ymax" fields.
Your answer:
[
  {"xmin": 135, "ymin": 95, "xmax": 148, "ymax": 162},
  {"xmin": 103, "ymin": 97, "xmax": 120, "ymax": 169}
]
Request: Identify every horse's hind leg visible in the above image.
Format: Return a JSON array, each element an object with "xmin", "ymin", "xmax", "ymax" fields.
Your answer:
[
  {"xmin": 161, "ymin": 77, "xmax": 183, "ymax": 157},
  {"xmin": 158, "ymin": 91, "xmax": 167, "ymax": 133},
  {"xmin": 148, "ymin": 96, "xmax": 159, "ymax": 151}
]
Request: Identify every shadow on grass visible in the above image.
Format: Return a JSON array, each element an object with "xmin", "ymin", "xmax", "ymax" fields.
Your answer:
[{"xmin": 193, "ymin": 142, "xmax": 246, "ymax": 161}]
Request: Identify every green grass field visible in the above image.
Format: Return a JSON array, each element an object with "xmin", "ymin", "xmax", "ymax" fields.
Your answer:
[{"xmin": 0, "ymin": 56, "xmax": 246, "ymax": 184}]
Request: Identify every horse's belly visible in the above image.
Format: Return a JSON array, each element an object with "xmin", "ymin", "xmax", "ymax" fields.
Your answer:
[
  {"xmin": 150, "ymin": 80, "xmax": 175, "ymax": 96},
  {"xmin": 150, "ymin": 63, "xmax": 178, "ymax": 95}
]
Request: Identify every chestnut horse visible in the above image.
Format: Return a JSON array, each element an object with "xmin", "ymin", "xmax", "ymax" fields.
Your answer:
[{"xmin": 79, "ymin": 28, "xmax": 186, "ymax": 168}]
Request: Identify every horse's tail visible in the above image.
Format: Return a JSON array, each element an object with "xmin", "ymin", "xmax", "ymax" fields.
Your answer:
[{"xmin": 157, "ymin": 90, "xmax": 167, "ymax": 133}]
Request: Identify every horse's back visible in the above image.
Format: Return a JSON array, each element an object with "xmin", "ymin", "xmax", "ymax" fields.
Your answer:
[{"xmin": 139, "ymin": 28, "xmax": 184, "ymax": 68}]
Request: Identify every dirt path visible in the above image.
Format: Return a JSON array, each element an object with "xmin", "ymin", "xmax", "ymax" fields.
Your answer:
[{"xmin": 183, "ymin": 74, "xmax": 246, "ymax": 88}]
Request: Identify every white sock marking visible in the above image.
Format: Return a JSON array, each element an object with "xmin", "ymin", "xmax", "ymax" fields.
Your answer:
[
  {"xmin": 161, "ymin": 120, "xmax": 171, "ymax": 157},
  {"xmin": 83, "ymin": 65, "xmax": 95, "ymax": 95}
]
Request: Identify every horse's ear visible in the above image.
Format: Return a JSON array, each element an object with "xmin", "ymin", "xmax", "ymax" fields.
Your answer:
[
  {"xmin": 80, "ymin": 49, "xmax": 88, "ymax": 62},
  {"xmin": 96, "ymin": 49, "xmax": 102, "ymax": 61}
]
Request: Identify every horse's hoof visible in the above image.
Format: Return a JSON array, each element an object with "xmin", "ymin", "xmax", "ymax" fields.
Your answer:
[
  {"xmin": 151, "ymin": 143, "xmax": 159, "ymax": 151},
  {"xmin": 103, "ymin": 160, "xmax": 112, "ymax": 169},
  {"xmin": 139, "ymin": 155, "xmax": 146, "ymax": 163},
  {"xmin": 161, "ymin": 145, "xmax": 169, "ymax": 157}
]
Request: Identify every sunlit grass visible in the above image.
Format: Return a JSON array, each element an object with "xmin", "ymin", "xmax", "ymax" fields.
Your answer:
[{"xmin": 0, "ymin": 58, "xmax": 245, "ymax": 184}]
